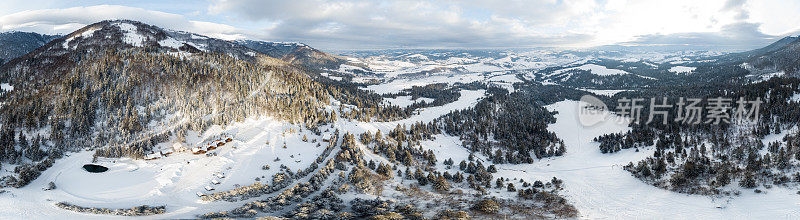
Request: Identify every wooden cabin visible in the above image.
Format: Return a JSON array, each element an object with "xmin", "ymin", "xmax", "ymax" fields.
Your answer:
[
  {"xmin": 144, "ymin": 153, "xmax": 161, "ymax": 160},
  {"xmin": 192, "ymin": 146, "xmax": 207, "ymax": 155},
  {"xmin": 160, "ymin": 148, "xmax": 174, "ymax": 156}
]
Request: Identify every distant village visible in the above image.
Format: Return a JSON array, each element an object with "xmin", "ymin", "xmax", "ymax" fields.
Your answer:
[{"xmin": 144, "ymin": 133, "xmax": 234, "ymax": 160}]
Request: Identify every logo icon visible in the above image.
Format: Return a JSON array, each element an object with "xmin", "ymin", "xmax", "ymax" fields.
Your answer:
[{"xmin": 578, "ymin": 95, "xmax": 611, "ymax": 127}]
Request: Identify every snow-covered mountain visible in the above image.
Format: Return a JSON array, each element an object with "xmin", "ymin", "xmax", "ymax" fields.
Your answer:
[{"xmin": 0, "ymin": 19, "xmax": 336, "ymax": 188}]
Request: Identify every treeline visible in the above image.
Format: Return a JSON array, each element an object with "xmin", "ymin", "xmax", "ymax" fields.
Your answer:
[
  {"xmin": 437, "ymin": 86, "xmax": 566, "ymax": 164},
  {"xmin": 598, "ymin": 77, "xmax": 800, "ymax": 195},
  {"xmin": 359, "ymin": 122, "xmax": 439, "ymax": 167}
]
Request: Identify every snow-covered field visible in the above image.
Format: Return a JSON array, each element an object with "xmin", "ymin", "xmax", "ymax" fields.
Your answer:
[
  {"xmin": 382, "ymin": 96, "xmax": 434, "ymax": 107},
  {"xmin": 552, "ymin": 64, "xmax": 631, "ymax": 76},
  {"xmin": 669, "ymin": 66, "xmax": 696, "ymax": 74},
  {"xmin": 337, "ymin": 50, "xmax": 583, "ymax": 81},
  {"xmin": 751, "ymin": 71, "xmax": 786, "ymax": 83},
  {"xmin": 493, "ymin": 100, "xmax": 800, "ymax": 219},
  {"xmin": 0, "ymin": 117, "xmax": 332, "ymax": 219},
  {"xmin": 579, "ymin": 88, "xmax": 628, "ymax": 96},
  {"xmin": 365, "ymin": 73, "xmax": 485, "ymax": 94},
  {"xmin": 348, "ymin": 90, "xmax": 485, "ymax": 134}
]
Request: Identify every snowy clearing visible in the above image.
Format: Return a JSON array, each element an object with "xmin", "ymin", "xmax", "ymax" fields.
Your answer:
[
  {"xmin": 0, "ymin": 83, "xmax": 13, "ymax": 91},
  {"xmin": 62, "ymin": 28, "xmax": 99, "ymax": 49},
  {"xmin": 579, "ymin": 88, "xmax": 628, "ymax": 96},
  {"xmin": 553, "ymin": 64, "xmax": 631, "ymax": 76},
  {"xmin": 751, "ymin": 71, "xmax": 786, "ymax": 83},
  {"xmin": 669, "ymin": 66, "xmax": 696, "ymax": 74},
  {"xmin": 158, "ymin": 37, "xmax": 184, "ymax": 49},
  {"xmin": 115, "ymin": 22, "xmax": 144, "ymax": 47}
]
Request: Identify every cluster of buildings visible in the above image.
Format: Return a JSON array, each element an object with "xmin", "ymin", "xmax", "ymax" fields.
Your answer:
[
  {"xmin": 144, "ymin": 146, "xmax": 174, "ymax": 160},
  {"xmin": 143, "ymin": 133, "xmax": 234, "ymax": 160},
  {"xmin": 192, "ymin": 134, "xmax": 234, "ymax": 155}
]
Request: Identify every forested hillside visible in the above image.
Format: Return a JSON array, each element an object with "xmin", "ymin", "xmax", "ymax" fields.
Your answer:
[{"xmin": 0, "ymin": 20, "xmax": 336, "ymax": 187}]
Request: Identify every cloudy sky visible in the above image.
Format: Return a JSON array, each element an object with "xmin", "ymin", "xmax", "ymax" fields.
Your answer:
[{"xmin": 0, "ymin": 0, "xmax": 797, "ymax": 50}]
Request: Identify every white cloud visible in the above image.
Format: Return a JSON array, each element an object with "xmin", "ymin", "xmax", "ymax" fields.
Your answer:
[
  {"xmin": 622, "ymin": 22, "xmax": 779, "ymax": 51},
  {"xmin": 0, "ymin": 1, "xmax": 795, "ymax": 50},
  {"xmin": 746, "ymin": 0, "xmax": 800, "ymax": 36},
  {"xmin": 207, "ymin": 0, "xmax": 600, "ymax": 49},
  {"xmin": 0, "ymin": 5, "xmax": 246, "ymax": 40},
  {"xmin": 205, "ymin": 0, "xmax": 793, "ymax": 49}
]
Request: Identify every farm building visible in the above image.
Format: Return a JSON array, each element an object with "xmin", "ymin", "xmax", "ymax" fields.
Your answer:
[
  {"xmin": 160, "ymin": 148, "xmax": 174, "ymax": 156},
  {"xmin": 214, "ymin": 173, "xmax": 225, "ymax": 179},
  {"xmin": 192, "ymin": 146, "xmax": 208, "ymax": 155},
  {"xmin": 144, "ymin": 153, "xmax": 161, "ymax": 160},
  {"xmin": 191, "ymin": 133, "xmax": 234, "ymax": 155}
]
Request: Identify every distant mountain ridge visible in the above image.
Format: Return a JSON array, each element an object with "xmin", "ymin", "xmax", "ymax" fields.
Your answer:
[
  {"xmin": 235, "ymin": 40, "xmax": 346, "ymax": 70},
  {"xmin": 746, "ymin": 36, "xmax": 800, "ymax": 75},
  {"xmin": 0, "ymin": 31, "xmax": 61, "ymax": 64},
  {"xmin": 0, "ymin": 21, "xmax": 348, "ymax": 77}
]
